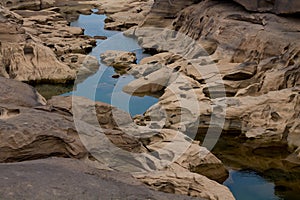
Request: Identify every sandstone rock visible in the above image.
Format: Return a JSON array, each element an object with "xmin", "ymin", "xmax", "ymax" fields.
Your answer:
[
  {"xmin": 0, "ymin": 157, "xmax": 201, "ymax": 200},
  {"xmin": 144, "ymin": 128, "xmax": 228, "ymax": 182},
  {"xmin": 123, "ymin": 1, "xmax": 300, "ymax": 172},
  {"xmin": 0, "ymin": 77, "xmax": 46, "ymax": 107},
  {"xmin": 93, "ymin": 35, "xmax": 107, "ymax": 40},
  {"xmin": 14, "ymin": 9, "xmax": 96, "ymax": 56},
  {"xmin": 0, "ymin": 6, "xmax": 84, "ymax": 83},
  {"xmin": 224, "ymin": 88, "xmax": 300, "ymax": 146},
  {"xmin": 97, "ymin": 0, "xmax": 153, "ymax": 31},
  {"xmin": 0, "ymin": 3, "xmax": 99, "ymax": 83},
  {"xmin": 0, "ymin": 41, "xmax": 76, "ymax": 83},
  {"xmin": 0, "ymin": 104, "xmax": 87, "ymax": 162},
  {"xmin": 128, "ymin": 62, "xmax": 163, "ymax": 78},
  {"xmin": 100, "ymin": 50, "xmax": 137, "ymax": 69},
  {"xmin": 0, "ymin": 0, "xmax": 43, "ymax": 10},
  {"xmin": 134, "ymin": 170, "xmax": 234, "ymax": 200},
  {"xmin": 123, "ymin": 67, "xmax": 173, "ymax": 94},
  {"xmin": 233, "ymin": 0, "xmax": 300, "ymax": 14},
  {"xmin": 48, "ymin": 96, "xmax": 146, "ymax": 155},
  {"xmin": 0, "ymin": 78, "xmax": 231, "ymax": 198},
  {"xmin": 60, "ymin": 54, "xmax": 100, "ymax": 83},
  {"xmin": 141, "ymin": 0, "xmax": 201, "ymax": 27}
]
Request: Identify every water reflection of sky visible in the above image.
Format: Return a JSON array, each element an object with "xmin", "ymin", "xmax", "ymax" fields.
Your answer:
[
  {"xmin": 66, "ymin": 13, "xmax": 158, "ymax": 116},
  {"xmin": 224, "ymin": 170, "xmax": 282, "ymax": 200}
]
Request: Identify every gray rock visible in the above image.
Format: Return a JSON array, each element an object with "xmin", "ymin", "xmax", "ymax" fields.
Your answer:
[
  {"xmin": 0, "ymin": 158, "xmax": 203, "ymax": 200},
  {"xmin": 0, "ymin": 77, "xmax": 46, "ymax": 107}
]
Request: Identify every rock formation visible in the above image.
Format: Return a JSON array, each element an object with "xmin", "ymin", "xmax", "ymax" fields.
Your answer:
[
  {"xmin": 0, "ymin": 3, "xmax": 99, "ymax": 83},
  {"xmin": 121, "ymin": 1, "xmax": 300, "ymax": 192},
  {"xmin": 125, "ymin": 0, "xmax": 300, "ymax": 154},
  {"xmin": 0, "ymin": 76, "xmax": 233, "ymax": 199},
  {"xmin": 0, "ymin": 157, "xmax": 203, "ymax": 200},
  {"xmin": 100, "ymin": 50, "xmax": 137, "ymax": 69},
  {"xmin": 2, "ymin": 0, "xmax": 299, "ymax": 198},
  {"xmin": 233, "ymin": 0, "xmax": 300, "ymax": 14}
]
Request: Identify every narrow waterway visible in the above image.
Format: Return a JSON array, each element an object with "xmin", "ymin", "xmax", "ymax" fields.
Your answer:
[
  {"xmin": 65, "ymin": 11, "xmax": 158, "ymax": 116},
  {"xmin": 39, "ymin": 10, "xmax": 298, "ymax": 200}
]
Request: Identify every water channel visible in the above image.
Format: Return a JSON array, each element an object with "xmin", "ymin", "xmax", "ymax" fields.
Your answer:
[{"xmin": 38, "ymin": 10, "xmax": 299, "ymax": 200}]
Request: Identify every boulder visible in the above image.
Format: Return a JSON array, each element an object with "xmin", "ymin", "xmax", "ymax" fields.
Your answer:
[
  {"xmin": 100, "ymin": 50, "xmax": 137, "ymax": 69},
  {"xmin": 0, "ymin": 104, "xmax": 87, "ymax": 162},
  {"xmin": 0, "ymin": 41, "xmax": 76, "ymax": 83},
  {"xmin": 123, "ymin": 67, "xmax": 173, "ymax": 94},
  {"xmin": 60, "ymin": 54, "xmax": 100, "ymax": 83},
  {"xmin": 0, "ymin": 77, "xmax": 46, "ymax": 107}
]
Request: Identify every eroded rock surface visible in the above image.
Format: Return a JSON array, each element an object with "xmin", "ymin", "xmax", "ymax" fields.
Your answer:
[
  {"xmin": 100, "ymin": 50, "xmax": 137, "ymax": 69},
  {"xmin": 124, "ymin": 0, "xmax": 300, "ymax": 165},
  {"xmin": 0, "ymin": 77, "xmax": 46, "ymax": 107},
  {"xmin": 0, "ymin": 77, "xmax": 232, "ymax": 199},
  {"xmin": 233, "ymin": 0, "xmax": 300, "ymax": 14},
  {"xmin": 0, "ymin": 158, "xmax": 203, "ymax": 200},
  {"xmin": 135, "ymin": 170, "xmax": 233, "ymax": 200},
  {"xmin": 0, "ymin": 3, "xmax": 99, "ymax": 83},
  {"xmin": 97, "ymin": 0, "xmax": 153, "ymax": 31}
]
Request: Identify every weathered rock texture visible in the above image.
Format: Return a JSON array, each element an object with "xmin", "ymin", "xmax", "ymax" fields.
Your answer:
[
  {"xmin": 110, "ymin": 0, "xmax": 300, "ymax": 197},
  {"xmin": 0, "ymin": 2, "xmax": 99, "ymax": 83},
  {"xmin": 100, "ymin": 50, "xmax": 137, "ymax": 69},
  {"xmin": 97, "ymin": 0, "xmax": 154, "ymax": 31},
  {"xmin": 123, "ymin": 0, "xmax": 300, "ymax": 173},
  {"xmin": 0, "ymin": 158, "xmax": 203, "ymax": 200},
  {"xmin": 0, "ymin": 77, "xmax": 233, "ymax": 199},
  {"xmin": 233, "ymin": 0, "xmax": 300, "ymax": 14},
  {"xmin": 0, "ymin": 77, "xmax": 46, "ymax": 107}
]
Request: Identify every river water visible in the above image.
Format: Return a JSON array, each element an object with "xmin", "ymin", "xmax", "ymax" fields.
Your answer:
[
  {"xmin": 54, "ymin": 10, "xmax": 294, "ymax": 200},
  {"xmin": 65, "ymin": 12, "xmax": 158, "ymax": 116}
]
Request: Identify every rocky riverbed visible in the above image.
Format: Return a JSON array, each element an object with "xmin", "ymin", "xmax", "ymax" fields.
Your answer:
[{"xmin": 0, "ymin": 0, "xmax": 299, "ymax": 199}]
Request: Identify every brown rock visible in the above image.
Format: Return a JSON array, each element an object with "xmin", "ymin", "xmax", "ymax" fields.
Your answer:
[
  {"xmin": 97, "ymin": 0, "xmax": 153, "ymax": 31},
  {"xmin": 93, "ymin": 35, "xmax": 107, "ymax": 40},
  {"xmin": 0, "ymin": 105, "xmax": 87, "ymax": 162},
  {"xmin": 0, "ymin": 77, "xmax": 46, "ymax": 107},
  {"xmin": 233, "ymin": 0, "xmax": 300, "ymax": 14},
  {"xmin": 100, "ymin": 50, "xmax": 137, "ymax": 69},
  {"xmin": 134, "ymin": 170, "xmax": 235, "ymax": 200},
  {"xmin": 123, "ymin": 67, "xmax": 173, "ymax": 94},
  {"xmin": 0, "ymin": 157, "xmax": 202, "ymax": 200}
]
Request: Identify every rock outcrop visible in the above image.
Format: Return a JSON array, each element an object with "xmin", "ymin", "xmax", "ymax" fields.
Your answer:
[
  {"xmin": 135, "ymin": 170, "xmax": 234, "ymax": 200},
  {"xmin": 100, "ymin": 50, "xmax": 137, "ymax": 69},
  {"xmin": 0, "ymin": 3, "xmax": 99, "ymax": 83},
  {"xmin": 233, "ymin": 0, "xmax": 300, "ymax": 14},
  {"xmin": 125, "ymin": 0, "xmax": 300, "ymax": 158},
  {"xmin": 96, "ymin": 0, "xmax": 154, "ymax": 31},
  {"xmin": 0, "ymin": 77, "xmax": 46, "ymax": 107},
  {"xmin": 118, "ymin": 6, "xmax": 300, "ymax": 197},
  {"xmin": 0, "ymin": 157, "xmax": 203, "ymax": 200},
  {"xmin": 0, "ymin": 77, "xmax": 233, "ymax": 199}
]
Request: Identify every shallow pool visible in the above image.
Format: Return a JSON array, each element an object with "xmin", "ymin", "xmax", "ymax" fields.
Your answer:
[
  {"xmin": 64, "ymin": 12, "xmax": 158, "ymax": 116},
  {"xmin": 224, "ymin": 170, "xmax": 282, "ymax": 200}
]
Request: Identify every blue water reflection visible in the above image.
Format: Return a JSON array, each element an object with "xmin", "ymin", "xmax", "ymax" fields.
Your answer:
[
  {"xmin": 224, "ymin": 170, "xmax": 282, "ymax": 200},
  {"xmin": 65, "ymin": 13, "xmax": 158, "ymax": 116}
]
